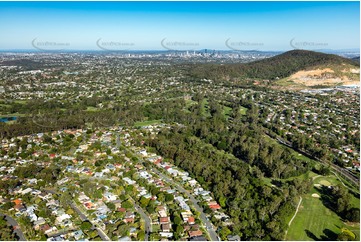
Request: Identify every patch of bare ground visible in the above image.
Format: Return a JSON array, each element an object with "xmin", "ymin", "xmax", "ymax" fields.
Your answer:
[{"xmin": 289, "ymin": 68, "xmax": 360, "ymax": 86}]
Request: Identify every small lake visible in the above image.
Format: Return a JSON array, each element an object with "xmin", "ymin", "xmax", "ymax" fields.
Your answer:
[{"xmin": 0, "ymin": 117, "xmax": 17, "ymax": 123}]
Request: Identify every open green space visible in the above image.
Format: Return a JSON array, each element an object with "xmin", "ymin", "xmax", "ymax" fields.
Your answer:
[
  {"xmin": 261, "ymin": 170, "xmax": 318, "ymax": 188},
  {"xmin": 0, "ymin": 99, "xmax": 28, "ymax": 105},
  {"xmin": 152, "ymin": 224, "xmax": 161, "ymax": 232},
  {"xmin": 0, "ymin": 113, "xmax": 27, "ymax": 118},
  {"xmin": 183, "ymin": 99, "xmax": 197, "ymax": 113},
  {"xmin": 185, "ymin": 99, "xmax": 197, "ymax": 108},
  {"xmin": 274, "ymin": 78, "xmax": 298, "ymax": 87},
  {"xmin": 239, "ymin": 106, "xmax": 248, "ymax": 115},
  {"xmin": 86, "ymin": 106, "xmax": 98, "ymax": 112},
  {"xmin": 286, "ymin": 175, "xmax": 360, "ymax": 241},
  {"xmin": 14, "ymin": 100, "xmax": 27, "ymax": 104},
  {"xmin": 134, "ymin": 119, "xmax": 162, "ymax": 127},
  {"xmin": 200, "ymin": 98, "xmax": 211, "ymax": 117},
  {"xmin": 222, "ymin": 105, "xmax": 232, "ymax": 118},
  {"xmin": 313, "ymin": 176, "xmax": 360, "ymax": 208},
  {"xmin": 286, "ymin": 195, "xmax": 349, "ymax": 240}
]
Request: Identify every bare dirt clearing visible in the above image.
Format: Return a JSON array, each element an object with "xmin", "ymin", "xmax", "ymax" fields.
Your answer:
[{"xmin": 288, "ymin": 68, "xmax": 360, "ymax": 86}]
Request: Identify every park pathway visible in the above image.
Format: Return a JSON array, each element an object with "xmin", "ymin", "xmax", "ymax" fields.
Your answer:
[{"xmin": 284, "ymin": 196, "xmax": 303, "ymax": 240}]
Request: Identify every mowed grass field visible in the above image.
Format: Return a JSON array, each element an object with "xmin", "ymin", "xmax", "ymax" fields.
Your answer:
[
  {"xmin": 239, "ymin": 106, "xmax": 248, "ymax": 115},
  {"xmin": 200, "ymin": 98, "xmax": 211, "ymax": 117},
  {"xmin": 134, "ymin": 119, "xmax": 162, "ymax": 127},
  {"xmin": 286, "ymin": 175, "xmax": 360, "ymax": 241}
]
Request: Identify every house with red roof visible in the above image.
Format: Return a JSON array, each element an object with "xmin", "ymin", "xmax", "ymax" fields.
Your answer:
[
  {"xmin": 189, "ymin": 230, "xmax": 203, "ymax": 237},
  {"xmin": 159, "ymin": 217, "xmax": 170, "ymax": 224},
  {"xmin": 188, "ymin": 216, "xmax": 195, "ymax": 225}
]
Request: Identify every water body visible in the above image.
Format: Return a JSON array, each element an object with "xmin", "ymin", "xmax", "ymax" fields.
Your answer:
[{"xmin": 0, "ymin": 116, "xmax": 17, "ymax": 122}]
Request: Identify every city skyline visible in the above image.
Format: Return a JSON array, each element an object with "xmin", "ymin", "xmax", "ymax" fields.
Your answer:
[{"xmin": 0, "ymin": 1, "xmax": 360, "ymax": 51}]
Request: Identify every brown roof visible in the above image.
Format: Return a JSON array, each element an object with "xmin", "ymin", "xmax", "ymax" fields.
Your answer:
[
  {"xmin": 118, "ymin": 207, "xmax": 126, "ymax": 212},
  {"xmin": 189, "ymin": 230, "xmax": 203, "ymax": 237},
  {"xmin": 160, "ymin": 217, "xmax": 170, "ymax": 223},
  {"xmin": 191, "ymin": 225, "xmax": 200, "ymax": 230},
  {"xmin": 209, "ymin": 204, "xmax": 221, "ymax": 210},
  {"xmin": 40, "ymin": 224, "xmax": 51, "ymax": 232},
  {"xmin": 161, "ymin": 223, "xmax": 171, "ymax": 231},
  {"xmin": 14, "ymin": 204, "xmax": 24, "ymax": 210},
  {"xmin": 124, "ymin": 217, "xmax": 134, "ymax": 223}
]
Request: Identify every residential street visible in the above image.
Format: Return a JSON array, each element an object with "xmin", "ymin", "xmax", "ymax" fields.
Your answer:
[
  {"xmin": 0, "ymin": 213, "xmax": 27, "ymax": 241},
  {"xmin": 70, "ymin": 203, "xmax": 88, "ymax": 222},
  {"xmin": 45, "ymin": 189, "xmax": 111, "ymax": 241},
  {"xmin": 70, "ymin": 203, "xmax": 111, "ymax": 241},
  {"xmin": 129, "ymin": 197, "xmax": 152, "ymax": 240},
  {"xmin": 151, "ymin": 167, "xmax": 219, "ymax": 241}
]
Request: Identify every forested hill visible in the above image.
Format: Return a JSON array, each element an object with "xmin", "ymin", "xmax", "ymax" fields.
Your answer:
[{"xmin": 188, "ymin": 50, "xmax": 359, "ymax": 81}]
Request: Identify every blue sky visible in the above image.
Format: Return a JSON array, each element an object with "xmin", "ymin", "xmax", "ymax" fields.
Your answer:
[{"xmin": 0, "ymin": 1, "xmax": 359, "ymax": 51}]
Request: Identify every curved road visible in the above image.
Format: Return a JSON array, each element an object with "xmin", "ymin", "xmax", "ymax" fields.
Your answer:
[
  {"xmin": 151, "ymin": 167, "xmax": 219, "ymax": 241},
  {"xmin": 45, "ymin": 189, "xmax": 111, "ymax": 241},
  {"xmin": 0, "ymin": 213, "xmax": 27, "ymax": 241}
]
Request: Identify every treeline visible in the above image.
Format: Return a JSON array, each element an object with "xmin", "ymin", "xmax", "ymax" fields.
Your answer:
[
  {"xmin": 0, "ymin": 59, "xmax": 47, "ymax": 70},
  {"xmin": 0, "ymin": 97, "xmax": 185, "ymax": 138},
  {"xmin": 143, "ymin": 95, "xmax": 315, "ymax": 239},
  {"xmin": 167, "ymin": 95, "xmax": 314, "ymax": 179},
  {"xmin": 148, "ymin": 126, "xmax": 312, "ymax": 240},
  {"xmin": 318, "ymin": 185, "xmax": 360, "ymax": 223}
]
